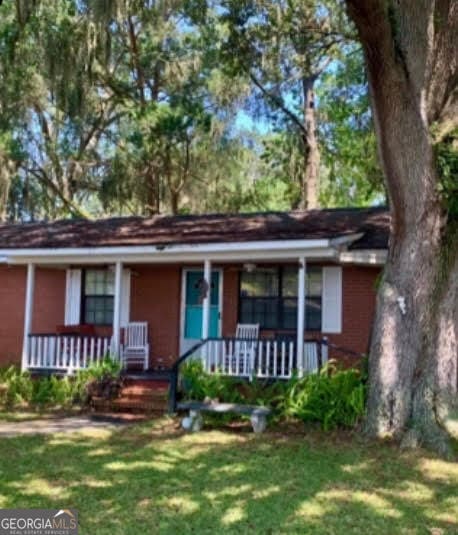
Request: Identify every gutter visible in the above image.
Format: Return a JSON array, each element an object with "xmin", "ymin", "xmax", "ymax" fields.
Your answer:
[{"xmin": 0, "ymin": 233, "xmax": 367, "ymax": 265}]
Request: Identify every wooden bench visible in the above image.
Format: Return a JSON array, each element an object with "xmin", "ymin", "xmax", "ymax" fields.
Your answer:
[{"xmin": 177, "ymin": 401, "xmax": 271, "ymax": 433}]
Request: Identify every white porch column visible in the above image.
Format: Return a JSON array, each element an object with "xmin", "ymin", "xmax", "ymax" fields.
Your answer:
[
  {"xmin": 112, "ymin": 261, "xmax": 123, "ymax": 356},
  {"xmin": 297, "ymin": 257, "xmax": 306, "ymax": 377},
  {"xmin": 202, "ymin": 259, "xmax": 212, "ymax": 340},
  {"xmin": 21, "ymin": 263, "xmax": 35, "ymax": 371}
]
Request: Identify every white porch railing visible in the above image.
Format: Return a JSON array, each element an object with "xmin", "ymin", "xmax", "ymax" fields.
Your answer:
[
  {"xmin": 192, "ymin": 338, "xmax": 328, "ymax": 380},
  {"xmin": 26, "ymin": 334, "xmax": 114, "ymax": 372}
]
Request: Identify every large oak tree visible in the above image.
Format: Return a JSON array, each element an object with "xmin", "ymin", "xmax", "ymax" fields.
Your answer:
[{"xmin": 345, "ymin": 0, "xmax": 457, "ymax": 454}]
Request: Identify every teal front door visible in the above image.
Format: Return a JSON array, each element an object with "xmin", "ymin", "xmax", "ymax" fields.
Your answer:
[{"xmin": 181, "ymin": 270, "xmax": 221, "ymax": 353}]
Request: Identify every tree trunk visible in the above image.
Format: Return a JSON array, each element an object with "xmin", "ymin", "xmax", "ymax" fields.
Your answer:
[
  {"xmin": 346, "ymin": 0, "xmax": 458, "ymax": 454},
  {"xmin": 300, "ymin": 77, "xmax": 320, "ymax": 210}
]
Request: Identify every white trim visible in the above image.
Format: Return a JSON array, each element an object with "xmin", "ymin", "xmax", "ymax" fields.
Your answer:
[
  {"xmin": 322, "ymin": 266, "xmax": 343, "ymax": 334},
  {"xmin": 339, "ymin": 250, "xmax": 387, "ymax": 265},
  {"xmin": 0, "ymin": 238, "xmax": 333, "ymax": 257},
  {"xmin": 112, "ymin": 261, "xmax": 123, "ymax": 354},
  {"xmin": 21, "ymin": 263, "xmax": 35, "ymax": 371},
  {"xmin": 0, "ymin": 236, "xmax": 365, "ymax": 265},
  {"xmin": 296, "ymin": 257, "xmax": 306, "ymax": 377},
  {"xmin": 120, "ymin": 268, "xmax": 131, "ymax": 328},
  {"xmin": 2, "ymin": 247, "xmax": 338, "ymax": 265},
  {"xmin": 65, "ymin": 269, "xmax": 82, "ymax": 325},
  {"xmin": 202, "ymin": 260, "xmax": 211, "ymax": 340},
  {"xmin": 330, "ymin": 233, "xmax": 364, "ymax": 246},
  {"xmin": 179, "ymin": 267, "xmax": 223, "ymax": 355}
]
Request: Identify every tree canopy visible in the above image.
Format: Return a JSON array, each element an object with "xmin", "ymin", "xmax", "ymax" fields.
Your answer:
[{"xmin": 0, "ymin": 0, "xmax": 384, "ymax": 221}]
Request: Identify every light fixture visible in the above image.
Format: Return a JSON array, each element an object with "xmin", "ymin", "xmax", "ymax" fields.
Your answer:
[{"xmin": 243, "ymin": 263, "xmax": 256, "ymax": 273}]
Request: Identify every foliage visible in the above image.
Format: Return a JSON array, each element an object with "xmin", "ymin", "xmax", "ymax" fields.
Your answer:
[
  {"xmin": 0, "ymin": 357, "xmax": 122, "ymax": 409},
  {"xmin": 0, "ymin": 0, "xmax": 383, "ymax": 220},
  {"xmin": 435, "ymin": 128, "xmax": 458, "ymax": 216},
  {"xmin": 317, "ymin": 45, "xmax": 385, "ymax": 206},
  {"xmin": 181, "ymin": 360, "xmax": 243, "ymax": 404},
  {"xmin": 280, "ymin": 362, "xmax": 367, "ymax": 430},
  {"xmin": 180, "ymin": 360, "xmax": 366, "ymax": 430},
  {"xmin": 0, "ymin": 366, "xmax": 33, "ymax": 407}
]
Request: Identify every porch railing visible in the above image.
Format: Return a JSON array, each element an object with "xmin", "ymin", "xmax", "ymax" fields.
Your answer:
[
  {"xmin": 193, "ymin": 337, "xmax": 328, "ymax": 379},
  {"xmin": 26, "ymin": 334, "xmax": 114, "ymax": 372},
  {"xmin": 168, "ymin": 337, "xmax": 329, "ymax": 413}
]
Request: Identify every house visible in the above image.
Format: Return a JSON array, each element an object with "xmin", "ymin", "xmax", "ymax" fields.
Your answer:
[{"xmin": 0, "ymin": 207, "xmax": 389, "ymax": 379}]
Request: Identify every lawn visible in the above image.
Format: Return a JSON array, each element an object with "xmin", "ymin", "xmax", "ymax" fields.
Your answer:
[{"xmin": 0, "ymin": 418, "xmax": 456, "ymax": 535}]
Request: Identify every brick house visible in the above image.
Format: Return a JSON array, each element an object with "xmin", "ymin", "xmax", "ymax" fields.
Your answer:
[{"xmin": 0, "ymin": 207, "xmax": 389, "ymax": 379}]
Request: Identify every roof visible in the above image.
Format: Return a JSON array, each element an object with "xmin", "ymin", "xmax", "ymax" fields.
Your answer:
[{"xmin": 0, "ymin": 206, "xmax": 389, "ymax": 251}]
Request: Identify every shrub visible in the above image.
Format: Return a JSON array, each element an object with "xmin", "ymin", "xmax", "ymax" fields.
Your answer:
[
  {"xmin": 181, "ymin": 360, "xmax": 243, "ymax": 403},
  {"xmin": 75, "ymin": 356, "xmax": 123, "ymax": 404},
  {"xmin": 180, "ymin": 360, "xmax": 366, "ymax": 431},
  {"xmin": 0, "ymin": 356, "xmax": 123, "ymax": 409},
  {"xmin": 181, "ymin": 360, "xmax": 290, "ymax": 409},
  {"xmin": 0, "ymin": 366, "xmax": 33, "ymax": 407},
  {"xmin": 280, "ymin": 362, "xmax": 366, "ymax": 430}
]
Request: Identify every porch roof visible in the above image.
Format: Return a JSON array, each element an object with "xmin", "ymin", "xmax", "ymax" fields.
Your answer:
[{"xmin": 0, "ymin": 206, "xmax": 389, "ymax": 251}]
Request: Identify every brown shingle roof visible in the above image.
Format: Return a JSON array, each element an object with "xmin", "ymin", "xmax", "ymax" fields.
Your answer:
[{"xmin": 0, "ymin": 207, "xmax": 390, "ymax": 250}]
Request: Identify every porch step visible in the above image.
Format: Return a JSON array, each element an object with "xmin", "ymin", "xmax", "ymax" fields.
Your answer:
[
  {"xmin": 91, "ymin": 396, "xmax": 168, "ymax": 413},
  {"xmin": 90, "ymin": 376, "xmax": 170, "ymax": 414},
  {"xmin": 120, "ymin": 385, "xmax": 168, "ymax": 398}
]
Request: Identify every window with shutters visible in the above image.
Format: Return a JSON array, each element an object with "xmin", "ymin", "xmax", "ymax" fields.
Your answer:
[
  {"xmin": 82, "ymin": 269, "xmax": 115, "ymax": 325},
  {"xmin": 239, "ymin": 267, "xmax": 322, "ymax": 330}
]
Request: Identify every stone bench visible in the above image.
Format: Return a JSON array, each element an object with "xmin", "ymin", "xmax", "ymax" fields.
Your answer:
[{"xmin": 177, "ymin": 401, "xmax": 271, "ymax": 433}]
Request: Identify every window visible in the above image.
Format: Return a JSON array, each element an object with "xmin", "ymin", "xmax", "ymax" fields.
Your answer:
[
  {"xmin": 239, "ymin": 266, "xmax": 322, "ymax": 331},
  {"xmin": 82, "ymin": 269, "xmax": 115, "ymax": 325}
]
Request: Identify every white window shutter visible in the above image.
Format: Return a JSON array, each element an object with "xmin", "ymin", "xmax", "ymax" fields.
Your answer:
[
  {"xmin": 65, "ymin": 269, "xmax": 82, "ymax": 325},
  {"xmin": 120, "ymin": 268, "xmax": 131, "ymax": 327},
  {"xmin": 322, "ymin": 266, "xmax": 342, "ymax": 333}
]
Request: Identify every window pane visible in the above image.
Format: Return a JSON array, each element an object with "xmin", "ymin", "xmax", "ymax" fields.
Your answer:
[
  {"xmin": 282, "ymin": 298, "xmax": 297, "ymax": 329},
  {"xmin": 240, "ymin": 270, "xmax": 278, "ymax": 297},
  {"xmin": 306, "ymin": 297, "xmax": 322, "ymax": 330},
  {"xmin": 84, "ymin": 296, "xmax": 114, "ymax": 325},
  {"xmin": 307, "ymin": 268, "xmax": 322, "ymax": 297},
  {"xmin": 105, "ymin": 271, "xmax": 115, "ymax": 295},
  {"xmin": 95, "ymin": 310, "xmax": 105, "ymax": 324},
  {"xmin": 282, "ymin": 269, "xmax": 297, "ymax": 297},
  {"xmin": 240, "ymin": 299, "xmax": 254, "ymax": 323},
  {"xmin": 85, "ymin": 269, "xmax": 115, "ymax": 296}
]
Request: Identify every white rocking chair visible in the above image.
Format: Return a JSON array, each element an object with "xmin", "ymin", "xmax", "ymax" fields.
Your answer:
[
  {"xmin": 225, "ymin": 323, "xmax": 260, "ymax": 376},
  {"xmin": 235, "ymin": 323, "xmax": 260, "ymax": 340},
  {"xmin": 121, "ymin": 322, "xmax": 149, "ymax": 370}
]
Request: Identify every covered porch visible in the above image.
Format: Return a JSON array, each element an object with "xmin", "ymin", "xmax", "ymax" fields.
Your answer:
[{"xmin": 13, "ymin": 234, "xmax": 354, "ymax": 377}]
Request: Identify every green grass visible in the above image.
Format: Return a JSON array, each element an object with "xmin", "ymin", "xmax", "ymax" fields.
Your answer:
[{"xmin": 0, "ymin": 418, "xmax": 457, "ymax": 534}]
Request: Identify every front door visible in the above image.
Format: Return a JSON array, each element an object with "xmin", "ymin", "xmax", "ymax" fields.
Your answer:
[{"xmin": 180, "ymin": 269, "xmax": 221, "ymax": 354}]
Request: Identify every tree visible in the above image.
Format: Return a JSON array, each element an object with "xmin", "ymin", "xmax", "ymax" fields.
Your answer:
[
  {"xmin": 317, "ymin": 44, "xmax": 385, "ymax": 206},
  {"xmin": 219, "ymin": 0, "xmax": 351, "ymax": 209},
  {"xmin": 345, "ymin": 0, "xmax": 457, "ymax": 454}
]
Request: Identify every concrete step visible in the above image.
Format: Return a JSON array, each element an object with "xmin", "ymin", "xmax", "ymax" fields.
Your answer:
[{"xmin": 91, "ymin": 396, "xmax": 167, "ymax": 413}]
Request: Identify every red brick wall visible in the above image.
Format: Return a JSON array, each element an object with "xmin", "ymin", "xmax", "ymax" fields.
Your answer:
[
  {"xmin": 129, "ymin": 264, "xmax": 181, "ymax": 368},
  {"xmin": 222, "ymin": 266, "xmax": 239, "ymax": 337},
  {"xmin": 0, "ymin": 266, "xmax": 66, "ymax": 366},
  {"xmin": 33, "ymin": 268, "xmax": 66, "ymax": 334},
  {"xmin": 0, "ymin": 265, "xmax": 26, "ymax": 365},
  {"xmin": 328, "ymin": 265, "xmax": 380, "ymax": 355}
]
